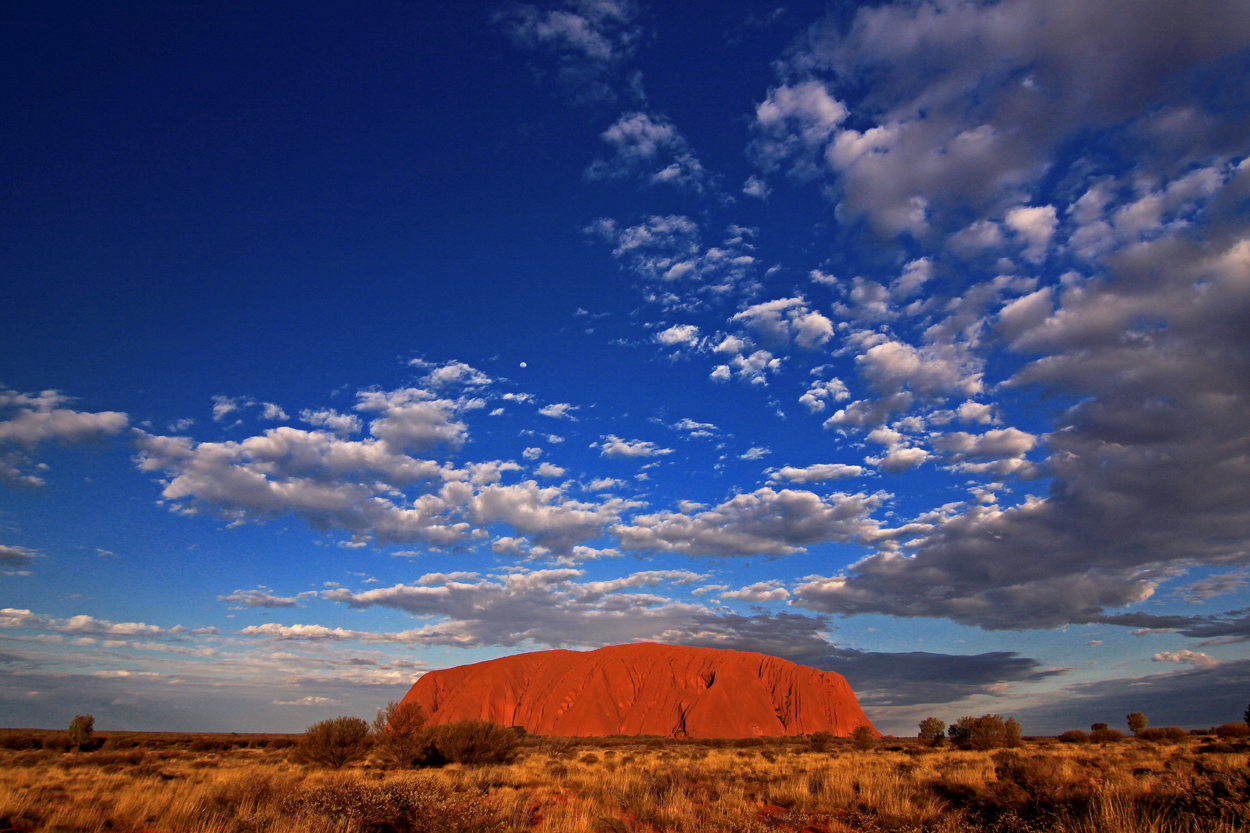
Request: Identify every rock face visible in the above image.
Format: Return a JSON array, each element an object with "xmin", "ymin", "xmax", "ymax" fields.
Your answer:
[{"xmin": 399, "ymin": 643, "xmax": 877, "ymax": 738}]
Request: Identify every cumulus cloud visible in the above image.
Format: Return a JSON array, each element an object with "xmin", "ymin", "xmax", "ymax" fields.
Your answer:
[
  {"xmin": 218, "ymin": 588, "xmax": 303, "ymax": 608},
  {"xmin": 412, "ymin": 359, "xmax": 492, "ymax": 388},
  {"xmin": 613, "ymin": 487, "xmax": 890, "ymax": 557},
  {"xmin": 730, "ymin": 297, "xmax": 834, "ymax": 350},
  {"xmin": 799, "ymin": 379, "xmax": 850, "ymax": 413},
  {"xmin": 768, "ymin": 0, "xmax": 1250, "ymax": 235},
  {"xmin": 586, "ymin": 112, "xmax": 707, "ymax": 190},
  {"xmin": 0, "ymin": 387, "xmax": 129, "ymax": 485},
  {"xmin": 654, "ymin": 323, "xmax": 701, "ymax": 348},
  {"xmin": 769, "ymin": 463, "xmax": 864, "ymax": 483},
  {"xmin": 535, "ymin": 461, "xmax": 566, "ymax": 478},
  {"xmin": 496, "ymin": 0, "xmax": 641, "ymax": 103},
  {"xmin": 0, "ymin": 608, "xmax": 213, "ymax": 638},
  {"xmin": 587, "ymin": 217, "xmax": 758, "ymax": 302},
  {"xmin": 133, "ymin": 386, "xmax": 651, "ymax": 554},
  {"xmin": 300, "ymin": 409, "xmax": 362, "ymax": 436},
  {"xmin": 750, "ymin": 80, "xmax": 848, "ymax": 179},
  {"xmin": 1152, "ymin": 649, "xmax": 1219, "ymax": 669},
  {"xmin": 721, "ymin": 581, "xmax": 790, "ymax": 602},
  {"xmin": 595, "ymin": 435, "xmax": 673, "ymax": 459},
  {"xmin": 538, "ymin": 402, "xmax": 579, "ymax": 420},
  {"xmin": 0, "ymin": 545, "xmax": 37, "ymax": 569},
  {"xmin": 357, "ymin": 388, "xmax": 470, "ymax": 452},
  {"xmin": 317, "ymin": 568, "xmax": 735, "ymax": 648}
]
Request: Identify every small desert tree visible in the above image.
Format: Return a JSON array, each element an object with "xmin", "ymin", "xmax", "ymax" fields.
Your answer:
[
  {"xmin": 371, "ymin": 700, "xmax": 436, "ymax": 767},
  {"xmin": 850, "ymin": 722, "xmax": 876, "ymax": 751},
  {"xmin": 1127, "ymin": 712, "xmax": 1148, "ymax": 736},
  {"xmin": 296, "ymin": 716, "xmax": 371, "ymax": 768},
  {"xmin": 948, "ymin": 714, "xmax": 1022, "ymax": 750},
  {"xmin": 434, "ymin": 719, "xmax": 520, "ymax": 766},
  {"xmin": 1091, "ymin": 723, "xmax": 1108, "ymax": 732},
  {"xmin": 67, "ymin": 714, "xmax": 94, "ymax": 752},
  {"xmin": 808, "ymin": 730, "xmax": 835, "ymax": 753},
  {"xmin": 1243, "ymin": 702, "xmax": 1249, "ymax": 727},
  {"xmin": 918, "ymin": 717, "xmax": 946, "ymax": 746}
]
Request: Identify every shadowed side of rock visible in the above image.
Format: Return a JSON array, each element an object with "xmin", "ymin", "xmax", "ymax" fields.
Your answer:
[{"xmin": 400, "ymin": 643, "xmax": 878, "ymax": 738}]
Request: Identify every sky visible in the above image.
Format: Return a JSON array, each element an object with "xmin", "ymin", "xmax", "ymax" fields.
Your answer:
[{"xmin": 1, "ymin": 0, "xmax": 1248, "ymax": 737}]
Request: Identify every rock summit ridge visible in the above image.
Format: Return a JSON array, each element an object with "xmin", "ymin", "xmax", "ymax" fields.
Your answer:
[{"xmin": 399, "ymin": 642, "xmax": 877, "ymax": 738}]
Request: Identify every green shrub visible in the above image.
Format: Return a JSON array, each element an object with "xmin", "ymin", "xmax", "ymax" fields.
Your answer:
[
  {"xmin": 433, "ymin": 719, "xmax": 520, "ymax": 766},
  {"xmin": 294, "ymin": 716, "xmax": 371, "ymax": 768},
  {"xmin": 1127, "ymin": 712, "xmax": 1148, "ymax": 735}
]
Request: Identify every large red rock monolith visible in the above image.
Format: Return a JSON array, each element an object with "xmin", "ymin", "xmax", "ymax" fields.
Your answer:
[{"xmin": 399, "ymin": 642, "xmax": 877, "ymax": 738}]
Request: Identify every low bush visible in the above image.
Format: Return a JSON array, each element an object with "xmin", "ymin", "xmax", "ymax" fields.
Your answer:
[
  {"xmin": 1090, "ymin": 728, "xmax": 1124, "ymax": 743},
  {"xmin": 0, "ymin": 732, "xmax": 42, "ymax": 751},
  {"xmin": 433, "ymin": 720, "xmax": 520, "ymax": 766},
  {"xmin": 372, "ymin": 701, "xmax": 437, "ymax": 768},
  {"xmin": 294, "ymin": 717, "xmax": 372, "ymax": 768},
  {"xmin": 1137, "ymin": 727, "xmax": 1187, "ymax": 743},
  {"xmin": 281, "ymin": 778, "xmax": 509, "ymax": 833},
  {"xmin": 948, "ymin": 715, "xmax": 1022, "ymax": 750},
  {"xmin": 1215, "ymin": 722, "xmax": 1250, "ymax": 738},
  {"xmin": 1057, "ymin": 730, "xmax": 1088, "ymax": 743},
  {"xmin": 808, "ymin": 730, "xmax": 835, "ymax": 752}
]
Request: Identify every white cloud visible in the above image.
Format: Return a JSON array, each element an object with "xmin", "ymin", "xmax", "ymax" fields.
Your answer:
[
  {"xmin": 0, "ymin": 608, "xmax": 210, "ymax": 638},
  {"xmin": 769, "ymin": 464, "xmax": 864, "ymax": 483},
  {"xmin": 1005, "ymin": 205, "xmax": 1058, "ymax": 262},
  {"xmin": 300, "ymin": 409, "xmax": 362, "ymax": 436},
  {"xmin": 1152, "ymin": 650, "xmax": 1219, "ymax": 669},
  {"xmin": 535, "ymin": 462, "xmax": 566, "ymax": 478},
  {"xmin": 413, "ymin": 360, "xmax": 492, "ymax": 388},
  {"xmin": 218, "ymin": 588, "xmax": 302, "ymax": 608},
  {"xmin": 522, "ymin": 447, "xmax": 543, "ymax": 460},
  {"xmin": 596, "ymin": 435, "xmax": 673, "ymax": 459},
  {"xmin": 743, "ymin": 175, "xmax": 770, "ymax": 199},
  {"xmin": 799, "ymin": 378, "xmax": 850, "ymax": 413},
  {"xmin": 0, "ymin": 394, "xmax": 129, "ymax": 446},
  {"xmin": 730, "ymin": 297, "xmax": 833, "ymax": 350},
  {"xmin": 857, "ymin": 339, "xmax": 983, "ymax": 399},
  {"xmin": 356, "ymin": 388, "xmax": 469, "ymax": 452},
  {"xmin": 613, "ymin": 487, "xmax": 889, "ymax": 557},
  {"xmin": 721, "ymin": 581, "xmax": 790, "ymax": 603},
  {"xmin": 588, "ymin": 216, "xmax": 759, "ymax": 303},
  {"xmin": 586, "ymin": 112, "xmax": 707, "ymax": 190},
  {"xmin": 751, "ymin": 80, "xmax": 848, "ymax": 178},
  {"xmin": 739, "ymin": 447, "xmax": 769, "ymax": 460},
  {"xmin": 538, "ymin": 402, "xmax": 580, "ymax": 420},
  {"xmin": 0, "ymin": 545, "xmax": 38, "ymax": 568},
  {"xmin": 0, "ymin": 387, "xmax": 129, "ymax": 485},
  {"xmin": 654, "ymin": 323, "xmax": 701, "ymax": 347}
]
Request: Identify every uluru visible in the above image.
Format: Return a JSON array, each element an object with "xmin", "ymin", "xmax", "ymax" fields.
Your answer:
[{"xmin": 399, "ymin": 643, "xmax": 877, "ymax": 738}]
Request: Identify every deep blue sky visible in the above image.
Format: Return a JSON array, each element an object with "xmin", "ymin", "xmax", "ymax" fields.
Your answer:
[{"xmin": 3, "ymin": 0, "xmax": 1249, "ymax": 735}]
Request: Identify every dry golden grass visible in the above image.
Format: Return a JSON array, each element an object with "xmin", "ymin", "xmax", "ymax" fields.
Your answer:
[{"xmin": 1, "ymin": 732, "xmax": 1247, "ymax": 832}]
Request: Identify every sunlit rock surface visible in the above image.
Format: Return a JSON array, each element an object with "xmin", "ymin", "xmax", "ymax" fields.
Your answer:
[{"xmin": 400, "ymin": 642, "xmax": 877, "ymax": 738}]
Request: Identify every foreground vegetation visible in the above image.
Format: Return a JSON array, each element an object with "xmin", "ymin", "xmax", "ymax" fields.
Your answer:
[{"xmin": 2, "ymin": 727, "xmax": 1248, "ymax": 833}]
